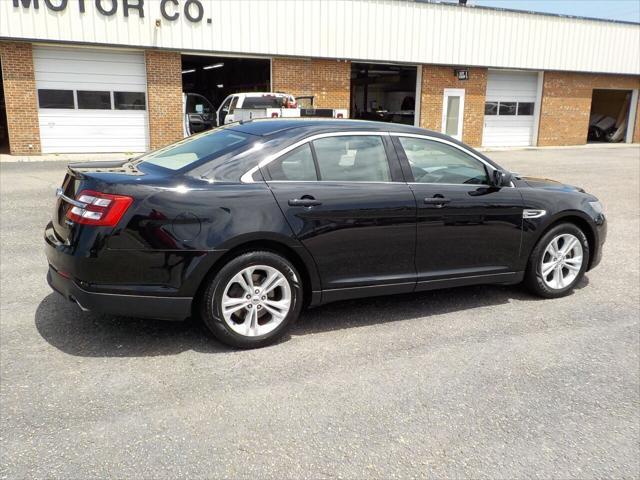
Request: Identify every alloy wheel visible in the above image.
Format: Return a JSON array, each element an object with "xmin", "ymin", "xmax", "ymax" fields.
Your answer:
[
  {"xmin": 220, "ymin": 265, "xmax": 292, "ymax": 337},
  {"xmin": 540, "ymin": 233, "xmax": 584, "ymax": 290}
]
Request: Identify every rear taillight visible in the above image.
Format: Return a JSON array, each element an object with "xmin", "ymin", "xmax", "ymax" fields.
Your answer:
[{"xmin": 66, "ymin": 190, "xmax": 133, "ymax": 227}]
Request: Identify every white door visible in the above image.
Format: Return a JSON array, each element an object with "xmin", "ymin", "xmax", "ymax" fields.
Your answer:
[
  {"xmin": 482, "ymin": 71, "xmax": 538, "ymax": 147},
  {"xmin": 34, "ymin": 46, "xmax": 149, "ymax": 153},
  {"xmin": 442, "ymin": 89, "xmax": 465, "ymax": 141}
]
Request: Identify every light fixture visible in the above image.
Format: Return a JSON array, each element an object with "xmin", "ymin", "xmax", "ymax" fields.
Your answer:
[
  {"xmin": 217, "ymin": 84, "xmax": 224, "ymax": 88},
  {"xmin": 203, "ymin": 63, "xmax": 224, "ymax": 70},
  {"xmin": 181, "ymin": 69, "xmax": 196, "ymax": 74}
]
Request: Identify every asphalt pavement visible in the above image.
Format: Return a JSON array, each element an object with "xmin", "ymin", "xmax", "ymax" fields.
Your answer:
[{"xmin": 1, "ymin": 145, "xmax": 638, "ymax": 479}]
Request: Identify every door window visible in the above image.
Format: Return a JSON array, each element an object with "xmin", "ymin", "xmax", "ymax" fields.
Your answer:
[
  {"xmin": 187, "ymin": 94, "xmax": 213, "ymax": 115},
  {"xmin": 442, "ymin": 89, "xmax": 465, "ymax": 141},
  {"xmin": 266, "ymin": 144, "xmax": 317, "ymax": 181},
  {"xmin": 312, "ymin": 136, "xmax": 390, "ymax": 182},
  {"xmin": 398, "ymin": 137, "xmax": 489, "ymax": 185}
]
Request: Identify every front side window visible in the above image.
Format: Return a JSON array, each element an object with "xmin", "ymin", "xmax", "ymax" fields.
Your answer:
[
  {"xmin": 38, "ymin": 89, "xmax": 74, "ymax": 109},
  {"xmin": 187, "ymin": 94, "xmax": 213, "ymax": 115},
  {"xmin": 138, "ymin": 129, "xmax": 252, "ymax": 171},
  {"xmin": 266, "ymin": 144, "xmax": 317, "ymax": 181},
  {"xmin": 77, "ymin": 91, "xmax": 111, "ymax": 110},
  {"xmin": 312, "ymin": 136, "xmax": 390, "ymax": 182},
  {"xmin": 398, "ymin": 137, "xmax": 489, "ymax": 185}
]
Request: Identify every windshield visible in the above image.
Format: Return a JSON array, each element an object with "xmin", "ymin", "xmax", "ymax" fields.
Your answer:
[{"xmin": 137, "ymin": 129, "xmax": 253, "ymax": 171}]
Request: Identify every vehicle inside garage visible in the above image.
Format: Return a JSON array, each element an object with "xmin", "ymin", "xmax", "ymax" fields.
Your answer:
[
  {"xmin": 350, "ymin": 63, "xmax": 417, "ymax": 125},
  {"xmin": 181, "ymin": 55, "xmax": 271, "ymax": 130},
  {"xmin": 588, "ymin": 89, "xmax": 633, "ymax": 142}
]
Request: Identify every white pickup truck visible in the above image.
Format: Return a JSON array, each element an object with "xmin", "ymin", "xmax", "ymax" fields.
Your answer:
[{"xmin": 183, "ymin": 92, "xmax": 347, "ymax": 136}]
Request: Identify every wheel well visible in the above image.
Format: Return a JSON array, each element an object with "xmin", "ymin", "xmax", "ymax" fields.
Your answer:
[
  {"xmin": 540, "ymin": 215, "xmax": 597, "ymax": 270},
  {"xmin": 191, "ymin": 240, "xmax": 313, "ymax": 318}
]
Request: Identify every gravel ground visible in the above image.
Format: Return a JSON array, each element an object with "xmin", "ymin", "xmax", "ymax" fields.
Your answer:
[{"xmin": 1, "ymin": 145, "xmax": 639, "ymax": 479}]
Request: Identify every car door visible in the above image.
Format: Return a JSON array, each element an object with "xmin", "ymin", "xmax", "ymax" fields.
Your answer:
[
  {"xmin": 391, "ymin": 134, "xmax": 524, "ymax": 288},
  {"xmin": 262, "ymin": 132, "xmax": 417, "ymax": 301},
  {"xmin": 185, "ymin": 93, "xmax": 215, "ymax": 135},
  {"xmin": 216, "ymin": 95, "xmax": 233, "ymax": 126}
]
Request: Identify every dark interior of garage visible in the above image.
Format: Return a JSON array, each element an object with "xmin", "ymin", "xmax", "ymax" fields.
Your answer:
[
  {"xmin": 181, "ymin": 55, "xmax": 270, "ymax": 111},
  {"xmin": 350, "ymin": 63, "xmax": 417, "ymax": 125},
  {"xmin": 0, "ymin": 61, "xmax": 8, "ymax": 154},
  {"xmin": 588, "ymin": 89, "xmax": 632, "ymax": 142}
]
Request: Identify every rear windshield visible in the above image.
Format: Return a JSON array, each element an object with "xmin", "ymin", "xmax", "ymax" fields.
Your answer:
[
  {"xmin": 137, "ymin": 129, "xmax": 252, "ymax": 171},
  {"xmin": 241, "ymin": 96, "xmax": 285, "ymax": 109}
]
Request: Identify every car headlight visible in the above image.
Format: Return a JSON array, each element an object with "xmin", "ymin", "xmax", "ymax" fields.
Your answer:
[{"xmin": 589, "ymin": 200, "xmax": 604, "ymax": 215}]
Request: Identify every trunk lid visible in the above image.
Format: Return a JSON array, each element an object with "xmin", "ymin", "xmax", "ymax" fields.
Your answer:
[{"xmin": 52, "ymin": 160, "xmax": 147, "ymax": 242}]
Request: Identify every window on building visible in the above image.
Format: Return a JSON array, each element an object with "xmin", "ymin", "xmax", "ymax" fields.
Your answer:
[
  {"xmin": 77, "ymin": 91, "xmax": 112, "ymax": 110},
  {"xmin": 498, "ymin": 102, "xmax": 517, "ymax": 115},
  {"xmin": 313, "ymin": 135, "xmax": 391, "ymax": 182},
  {"xmin": 517, "ymin": 102, "xmax": 534, "ymax": 115},
  {"xmin": 114, "ymin": 92, "xmax": 146, "ymax": 110},
  {"xmin": 266, "ymin": 144, "xmax": 317, "ymax": 181},
  {"xmin": 38, "ymin": 89, "xmax": 74, "ymax": 109},
  {"xmin": 484, "ymin": 102, "xmax": 498, "ymax": 115}
]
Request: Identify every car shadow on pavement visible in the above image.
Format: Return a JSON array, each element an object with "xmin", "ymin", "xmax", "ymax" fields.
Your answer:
[{"xmin": 35, "ymin": 277, "xmax": 588, "ymax": 358}]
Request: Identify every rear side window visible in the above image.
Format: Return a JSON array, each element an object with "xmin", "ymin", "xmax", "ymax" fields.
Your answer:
[
  {"xmin": 313, "ymin": 136, "xmax": 390, "ymax": 182},
  {"xmin": 138, "ymin": 129, "xmax": 252, "ymax": 171},
  {"xmin": 266, "ymin": 144, "xmax": 317, "ymax": 181},
  {"xmin": 241, "ymin": 96, "xmax": 285, "ymax": 109}
]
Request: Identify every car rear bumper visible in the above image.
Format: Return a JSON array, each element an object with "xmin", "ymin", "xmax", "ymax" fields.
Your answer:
[{"xmin": 47, "ymin": 265, "xmax": 191, "ymax": 321}]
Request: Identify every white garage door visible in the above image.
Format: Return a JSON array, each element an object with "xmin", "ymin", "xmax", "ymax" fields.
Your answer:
[
  {"xmin": 34, "ymin": 46, "xmax": 149, "ymax": 153},
  {"xmin": 482, "ymin": 71, "xmax": 539, "ymax": 147}
]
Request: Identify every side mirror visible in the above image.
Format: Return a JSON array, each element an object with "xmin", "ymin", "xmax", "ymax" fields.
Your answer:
[{"xmin": 492, "ymin": 169, "xmax": 513, "ymax": 187}]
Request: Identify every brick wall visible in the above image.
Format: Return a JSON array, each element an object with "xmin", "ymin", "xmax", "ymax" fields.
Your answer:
[
  {"xmin": 538, "ymin": 72, "xmax": 640, "ymax": 146},
  {"xmin": 145, "ymin": 50, "xmax": 183, "ymax": 151},
  {"xmin": 0, "ymin": 41, "xmax": 41, "ymax": 155},
  {"xmin": 419, "ymin": 66, "xmax": 487, "ymax": 147},
  {"xmin": 272, "ymin": 57, "xmax": 351, "ymax": 112}
]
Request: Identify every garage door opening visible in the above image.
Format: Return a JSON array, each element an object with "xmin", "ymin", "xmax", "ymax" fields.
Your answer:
[
  {"xmin": 588, "ymin": 89, "xmax": 633, "ymax": 143},
  {"xmin": 34, "ymin": 46, "xmax": 149, "ymax": 154},
  {"xmin": 350, "ymin": 63, "xmax": 417, "ymax": 126},
  {"xmin": 181, "ymin": 55, "xmax": 270, "ymax": 132},
  {"xmin": 482, "ymin": 70, "xmax": 539, "ymax": 147},
  {"xmin": 0, "ymin": 60, "xmax": 9, "ymax": 154}
]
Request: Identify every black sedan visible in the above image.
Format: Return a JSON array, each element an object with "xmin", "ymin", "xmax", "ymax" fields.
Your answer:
[{"xmin": 45, "ymin": 119, "xmax": 606, "ymax": 348}]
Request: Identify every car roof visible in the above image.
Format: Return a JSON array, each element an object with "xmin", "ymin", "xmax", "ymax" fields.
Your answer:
[{"xmin": 228, "ymin": 118, "xmax": 444, "ymax": 138}]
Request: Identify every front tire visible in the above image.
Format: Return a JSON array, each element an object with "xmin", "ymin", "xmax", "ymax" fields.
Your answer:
[
  {"xmin": 201, "ymin": 251, "xmax": 303, "ymax": 349},
  {"xmin": 525, "ymin": 223, "xmax": 590, "ymax": 298}
]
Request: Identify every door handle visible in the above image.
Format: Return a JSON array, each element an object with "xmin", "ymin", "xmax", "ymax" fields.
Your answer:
[
  {"xmin": 423, "ymin": 197, "xmax": 451, "ymax": 207},
  {"xmin": 288, "ymin": 197, "xmax": 322, "ymax": 207}
]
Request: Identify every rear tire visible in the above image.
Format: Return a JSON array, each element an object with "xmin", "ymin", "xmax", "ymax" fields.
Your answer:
[
  {"xmin": 525, "ymin": 223, "xmax": 590, "ymax": 298},
  {"xmin": 200, "ymin": 251, "xmax": 303, "ymax": 349}
]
